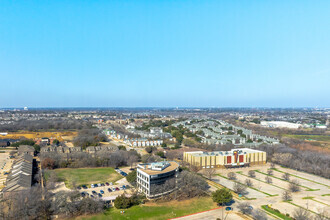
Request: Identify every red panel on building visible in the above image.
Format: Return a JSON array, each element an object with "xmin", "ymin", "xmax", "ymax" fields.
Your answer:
[
  {"xmin": 227, "ymin": 156, "xmax": 231, "ymax": 164},
  {"xmin": 239, "ymin": 155, "xmax": 244, "ymax": 163}
]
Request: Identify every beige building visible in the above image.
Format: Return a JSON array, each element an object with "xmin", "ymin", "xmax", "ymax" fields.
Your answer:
[{"xmin": 183, "ymin": 148, "xmax": 266, "ymax": 169}]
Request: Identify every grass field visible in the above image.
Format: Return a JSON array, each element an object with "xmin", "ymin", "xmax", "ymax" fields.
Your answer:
[
  {"xmin": 283, "ymin": 134, "xmax": 330, "ymax": 142},
  {"xmin": 80, "ymin": 196, "xmax": 217, "ymax": 220},
  {"xmin": 0, "ymin": 131, "xmax": 77, "ymax": 142},
  {"xmin": 49, "ymin": 167, "xmax": 122, "ymax": 188}
]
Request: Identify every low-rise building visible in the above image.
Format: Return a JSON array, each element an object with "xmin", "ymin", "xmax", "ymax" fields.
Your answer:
[
  {"xmin": 183, "ymin": 148, "xmax": 266, "ymax": 169},
  {"xmin": 2, "ymin": 154, "xmax": 33, "ymax": 193},
  {"xmin": 17, "ymin": 145, "xmax": 35, "ymax": 156},
  {"xmin": 137, "ymin": 161, "xmax": 179, "ymax": 199}
]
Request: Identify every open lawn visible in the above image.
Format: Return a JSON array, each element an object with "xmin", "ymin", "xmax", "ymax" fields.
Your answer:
[
  {"xmin": 50, "ymin": 167, "xmax": 122, "ymax": 188},
  {"xmin": 79, "ymin": 197, "xmax": 217, "ymax": 220},
  {"xmin": 283, "ymin": 134, "xmax": 330, "ymax": 142}
]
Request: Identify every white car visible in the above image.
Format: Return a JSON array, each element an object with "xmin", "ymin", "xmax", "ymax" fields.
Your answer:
[
  {"xmin": 110, "ymin": 182, "xmax": 113, "ymax": 185},
  {"xmin": 91, "ymin": 184, "xmax": 95, "ymax": 188}
]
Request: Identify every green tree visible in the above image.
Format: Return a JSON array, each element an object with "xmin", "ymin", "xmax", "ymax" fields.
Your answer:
[
  {"xmin": 161, "ymin": 143, "xmax": 167, "ymax": 148},
  {"xmin": 212, "ymin": 188, "xmax": 233, "ymax": 206},
  {"xmin": 114, "ymin": 194, "xmax": 132, "ymax": 209},
  {"xmin": 33, "ymin": 144, "xmax": 41, "ymax": 153},
  {"xmin": 156, "ymin": 151, "xmax": 165, "ymax": 158},
  {"xmin": 126, "ymin": 170, "xmax": 137, "ymax": 186},
  {"xmin": 118, "ymin": 145, "xmax": 127, "ymax": 151},
  {"xmin": 53, "ymin": 139, "xmax": 60, "ymax": 146}
]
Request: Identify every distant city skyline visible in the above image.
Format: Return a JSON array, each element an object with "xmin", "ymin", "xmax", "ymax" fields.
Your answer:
[{"xmin": 1, "ymin": 1, "xmax": 330, "ymax": 108}]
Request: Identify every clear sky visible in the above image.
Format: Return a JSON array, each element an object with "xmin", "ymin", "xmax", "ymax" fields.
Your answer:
[{"xmin": 1, "ymin": 0, "xmax": 329, "ymax": 108}]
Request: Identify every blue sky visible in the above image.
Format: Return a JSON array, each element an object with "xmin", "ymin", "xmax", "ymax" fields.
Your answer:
[{"xmin": 1, "ymin": 0, "xmax": 329, "ymax": 108}]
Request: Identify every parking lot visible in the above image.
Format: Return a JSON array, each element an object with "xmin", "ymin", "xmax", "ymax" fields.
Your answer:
[
  {"xmin": 77, "ymin": 168, "xmax": 132, "ymax": 200},
  {"xmin": 210, "ymin": 164, "xmax": 330, "ymax": 218},
  {"xmin": 0, "ymin": 153, "xmax": 13, "ymax": 190}
]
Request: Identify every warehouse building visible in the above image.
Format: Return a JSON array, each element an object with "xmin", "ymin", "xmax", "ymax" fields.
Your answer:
[
  {"xmin": 183, "ymin": 148, "xmax": 266, "ymax": 169},
  {"xmin": 137, "ymin": 161, "xmax": 179, "ymax": 199}
]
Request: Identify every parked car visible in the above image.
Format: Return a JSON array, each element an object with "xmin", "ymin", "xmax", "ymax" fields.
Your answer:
[
  {"xmin": 122, "ymin": 185, "xmax": 126, "ymax": 189},
  {"xmin": 101, "ymin": 183, "xmax": 105, "ymax": 186},
  {"xmin": 82, "ymin": 185, "xmax": 88, "ymax": 189},
  {"xmin": 225, "ymin": 207, "xmax": 232, "ymax": 211},
  {"xmin": 77, "ymin": 186, "xmax": 81, "ymax": 190},
  {"xmin": 91, "ymin": 195, "xmax": 94, "ymax": 198},
  {"xmin": 105, "ymin": 182, "xmax": 109, "ymax": 186},
  {"xmin": 110, "ymin": 182, "xmax": 113, "ymax": 185},
  {"xmin": 100, "ymin": 190, "xmax": 104, "ymax": 194},
  {"xmin": 115, "ymin": 187, "xmax": 120, "ymax": 191},
  {"xmin": 81, "ymin": 192, "xmax": 86, "ymax": 197},
  {"xmin": 119, "ymin": 186, "xmax": 124, "ymax": 190},
  {"xmin": 98, "ymin": 193, "xmax": 102, "ymax": 197},
  {"xmin": 97, "ymin": 183, "xmax": 101, "ymax": 187},
  {"xmin": 108, "ymin": 188, "xmax": 112, "ymax": 192},
  {"xmin": 92, "ymin": 191, "xmax": 97, "ymax": 195},
  {"xmin": 91, "ymin": 184, "xmax": 95, "ymax": 188}
]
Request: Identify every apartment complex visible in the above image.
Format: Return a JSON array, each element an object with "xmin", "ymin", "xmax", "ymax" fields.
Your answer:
[
  {"xmin": 137, "ymin": 161, "xmax": 179, "ymax": 199},
  {"xmin": 2, "ymin": 154, "xmax": 33, "ymax": 193},
  {"xmin": 183, "ymin": 148, "xmax": 266, "ymax": 169}
]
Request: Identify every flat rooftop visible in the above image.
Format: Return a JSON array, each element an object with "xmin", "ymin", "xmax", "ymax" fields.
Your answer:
[
  {"xmin": 138, "ymin": 161, "xmax": 179, "ymax": 176},
  {"xmin": 185, "ymin": 148, "xmax": 264, "ymax": 157}
]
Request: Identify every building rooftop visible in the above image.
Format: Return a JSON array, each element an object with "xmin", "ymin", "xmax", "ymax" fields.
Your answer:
[
  {"xmin": 185, "ymin": 148, "xmax": 264, "ymax": 157},
  {"xmin": 138, "ymin": 161, "xmax": 179, "ymax": 176}
]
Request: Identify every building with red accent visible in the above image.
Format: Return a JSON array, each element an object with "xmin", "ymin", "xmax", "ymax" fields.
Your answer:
[{"xmin": 183, "ymin": 148, "xmax": 266, "ymax": 169}]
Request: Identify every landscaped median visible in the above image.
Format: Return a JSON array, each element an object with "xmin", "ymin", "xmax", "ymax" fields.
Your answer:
[
  {"xmin": 261, "ymin": 205, "xmax": 292, "ymax": 220},
  {"xmin": 217, "ymin": 174, "xmax": 278, "ymax": 197},
  {"xmin": 272, "ymin": 168, "xmax": 330, "ymax": 188}
]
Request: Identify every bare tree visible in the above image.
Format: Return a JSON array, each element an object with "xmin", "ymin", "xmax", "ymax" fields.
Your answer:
[
  {"xmin": 289, "ymin": 179, "xmax": 301, "ymax": 192},
  {"xmin": 128, "ymin": 154, "xmax": 139, "ymax": 169},
  {"xmin": 237, "ymin": 202, "xmax": 252, "ymax": 215},
  {"xmin": 233, "ymin": 182, "xmax": 247, "ymax": 195},
  {"xmin": 252, "ymin": 209, "xmax": 267, "ymax": 220},
  {"xmin": 203, "ymin": 168, "xmax": 216, "ymax": 180},
  {"xmin": 293, "ymin": 207, "xmax": 311, "ymax": 220},
  {"xmin": 282, "ymin": 190, "xmax": 292, "ymax": 201},
  {"xmin": 227, "ymin": 172, "xmax": 237, "ymax": 180},
  {"xmin": 314, "ymin": 209, "xmax": 329, "ymax": 220},
  {"xmin": 265, "ymin": 176, "xmax": 272, "ymax": 184},
  {"xmin": 248, "ymin": 170, "xmax": 256, "ymax": 178},
  {"xmin": 282, "ymin": 172, "xmax": 290, "ymax": 181},
  {"xmin": 267, "ymin": 169, "xmax": 273, "ymax": 176},
  {"xmin": 190, "ymin": 165, "xmax": 201, "ymax": 173},
  {"xmin": 245, "ymin": 179, "xmax": 253, "ymax": 187}
]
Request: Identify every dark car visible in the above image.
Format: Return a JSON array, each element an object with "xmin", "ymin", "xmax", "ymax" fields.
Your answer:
[
  {"xmin": 105, "ymin": 182, "xmax": 109, "ymax": 186},
  {"xmin": 81, "ymin": 192, "xmax": 86, "ymax": 197},
  {"xmin": 98, "ymin": 193, "xmax": 102, "ymax": 197},
  {"xmin": 94, "ymin": 183, "xmax": 98, "ymax": 187},
  {"xmin": 82, "ymin": 185, "xmax": 88, "ymax": 189},
  {"xmin": 77, "ymin": 186, "xmax": 82, "ymax": 190},
  {"xmin": 101, "ymin": 183, "xmax": 105, "ymax": 186},
  {"xmin": 92, "ymin": 190, "xmax": 97, "ymax": 195},
  {"xmin": 100, "ymin": 190, "xmax": 104, "ymax": 194},
  {"xmin": 115, "ymin": 187, "xmax": 120, "ymax": 191},
  {"xmin": 225, "ymin": 207, "xmax": 232, "ymax": 211},
  {"xmin": 108, "ymin": 188, "xmax": 112, "ymax": 192},
  {"xmin": 91, "ymin": 195, "xmax": 94, "ymax": 198}
]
